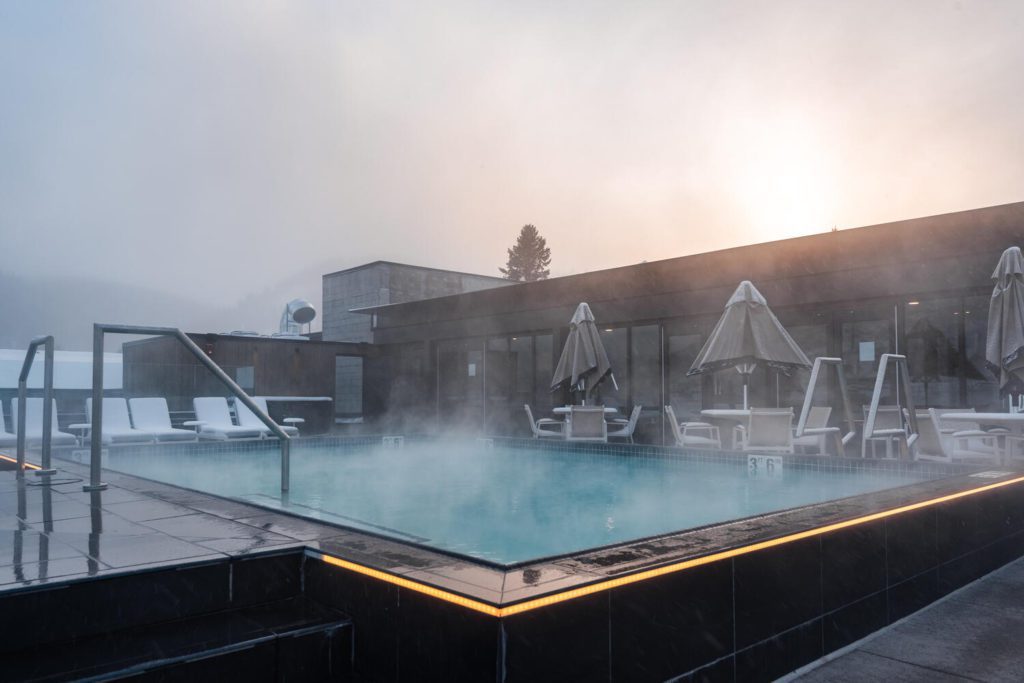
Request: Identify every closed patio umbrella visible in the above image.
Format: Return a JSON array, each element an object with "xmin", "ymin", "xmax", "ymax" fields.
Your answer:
[
  {"xmin": 687, "ymin": 280, "xmax": 811, "ymax": 408},
  {"xmin": 986, "ymin": 246, "xmax": 1024, "ymax": 395},
  {"xmin": 551, "ymin": 302, "xmax": 618, "ymax": 403}
]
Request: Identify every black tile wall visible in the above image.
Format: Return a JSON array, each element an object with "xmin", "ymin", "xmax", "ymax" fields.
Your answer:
[
  {"xmin": 682, "ymin": 655, "xmax": 735, "ymax": 682},
  {"xmin": 734, "ymin": 618, "xmax": 823, "ymax": 683},
  {"xmin": 821, "ymin": 520, "xmax": 886, "ymax": 612},
  {"xmin": 734, "ymin": 536, "xmax": 822, "ymax": 649},
  {"xmin": 396, "ymin": 588, "xmax": 499, "ymax": 682},
  {"xmin": 503, "ymin": 591, "xmax": 610, "ymax": 683},
  {"xmin": 887, "ymin": 569, "xmax": 939, "ymax": 623},
  {"xmin": 885, "ymin": 506, "xmax": 936, "ymax": 584},
  {"xmin": 0, "ymin": 559, "xmax": 231, "ymax": 653},
  {"xmin": 822, "ymin": 591, "xmax": 887, "ymax": 653},
  {"xmin": 304, "ymin": 559, "xmax": 400, "ymax": 683},
  {"xmin": 232, "ymin": 551, "xmax": 303, "ymax": 607},
  {"xmin": 609, "ymin": 561, "xmax": 733, "ymax": 682}
]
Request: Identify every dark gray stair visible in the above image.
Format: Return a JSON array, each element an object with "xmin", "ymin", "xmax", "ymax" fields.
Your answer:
[{"xmin": 0, "ymin": 550, "xmax": 354, "ymax": 682}]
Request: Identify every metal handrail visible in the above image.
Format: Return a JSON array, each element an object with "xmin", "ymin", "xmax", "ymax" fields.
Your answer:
[
  {"xmin": 16, "ymin": 335, "xmax": 57, "ymax": 476},
  {"xmin": 87, "ymin": 324, "xmax": 291, "ymax": 492}
]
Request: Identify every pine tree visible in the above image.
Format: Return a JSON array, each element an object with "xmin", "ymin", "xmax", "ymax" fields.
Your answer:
[{"xmin": 500, "ymin": 224, "xmax": 551, "ymax": 282}]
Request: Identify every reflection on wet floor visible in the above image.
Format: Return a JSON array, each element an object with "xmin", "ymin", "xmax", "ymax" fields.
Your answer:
[{"xmin": 0, "ymin": 463, "xmax": 314, "ymax": 590}]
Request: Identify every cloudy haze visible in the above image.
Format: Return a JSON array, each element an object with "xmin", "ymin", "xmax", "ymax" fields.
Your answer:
[{"xmin": 2, "ymin": 1, "xmax": 1023, "ymax": 341}]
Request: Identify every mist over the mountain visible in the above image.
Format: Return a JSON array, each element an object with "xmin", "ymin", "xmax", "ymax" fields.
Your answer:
[{"xmin": 0, "ymin": 266, "xmax": 326, "ymax": 351}]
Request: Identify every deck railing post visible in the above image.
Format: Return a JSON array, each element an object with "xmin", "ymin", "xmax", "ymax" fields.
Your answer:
[
  {"xmin": 16, "ymin": 335, "xmax": 58, "ymax": 476},
  {"xmin": 84, "ymin": 325, "xmax": 108, "ymax": 491}
]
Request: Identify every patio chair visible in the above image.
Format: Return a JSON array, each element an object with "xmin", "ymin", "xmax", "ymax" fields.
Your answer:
[
  {"xmin": 608, "ymin": 405, "xmax": 642, "ymax": 443},
  {"xmin": 128, "ymin": 398, "xmax": 198, "ymax": 442},
  {"xmin": 742, "ymin": 408, "xmax": 794, "ymax": 454},
  {"xmin": 233, "ymin": 397, "xmax": 302, "ymax": 438},
  {"xmin": 0, "ymin": 400, "xmax": 16, "ymax": 448},
  {"xmin": 861, "ymin": 405, "xmax": 905, "ymax": 458},
  {"xmin": 912, "ymin": 409, "xmax": 999, "ymax": 463},
  {"xmin": 192, "ymin": 397, "xmax": 264, "ymax": 440},
  {"xmin": 85, "ymin": 398, "xmax": 157, "ymax": 444},
  {"xmin": 565, "ymin": 406, "xmax": 608, "ymax": 442},
  {"xmin": 11, "ymin": 398, "xmax": 77, "ymax": 446},
  {"xmin": 793, "ymin": 406, "xmax": 832, "ymax": 455},
  {"xmin": 665, "ymin": 406, "xmax": 721, "ymax": 449},
  {"xmin": 524, "ymin": 404, "xmax": 563, "ymax": 439}
]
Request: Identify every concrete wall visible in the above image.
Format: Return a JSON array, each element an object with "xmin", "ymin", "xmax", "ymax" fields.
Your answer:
[{"xmin": 321, "ymin": 262, "xmax": 511, "ymax": 343}]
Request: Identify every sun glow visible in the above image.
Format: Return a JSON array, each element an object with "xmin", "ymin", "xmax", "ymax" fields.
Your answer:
[{"xmin": 728, "ymin": 113, "xmax": 839, "ymax": 241}]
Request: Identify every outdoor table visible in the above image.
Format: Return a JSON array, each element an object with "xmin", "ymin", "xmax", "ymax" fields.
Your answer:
[
  {"xmin": 552, "ymin": 406, "xmax": 618, "ymax": 415},
  {"xmin": 940, "ymin": 412, "xmax": 1024, "ymax": 463}
]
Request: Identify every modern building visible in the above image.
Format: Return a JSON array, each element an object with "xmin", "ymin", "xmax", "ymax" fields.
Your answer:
[
  {"xmin": 353, "ymin": 201, "xmax": 1023, "ymax": 444},
  {"xmin": 322, "ymin": 261, "xmax": 512, "ymax": 417}
]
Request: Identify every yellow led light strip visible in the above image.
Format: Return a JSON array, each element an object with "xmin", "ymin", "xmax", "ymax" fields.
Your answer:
[
  {"xmin": 317, "ymin": 474, "xmax": 1024, "ymax": 618},
  {"xmin": 0, "ymin": 453, "xmax": 42, "ymax": 470}
]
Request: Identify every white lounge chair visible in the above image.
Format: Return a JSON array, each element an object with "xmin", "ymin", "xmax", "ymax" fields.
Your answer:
[
  {"xmin": 665, "ymin": 406, "xmax": 721, "ymax": 449},
  {"xmin": 128, "ymin": 398, "xmax": 198, "ymax": 442},
  {"xmin": 861, "ymin": 405, "xmax": 906, "ymax": 458},
  {"xmin": 86, "ymin": 398, "xmax": 156, "ymax": 444},
  {"xmin": 11, "ymin": 398, "xmax": 77, "ymax": 446},
  {"xmin": 192, "ymin": 397, "xmax": 264, "ymax": 440},
  {"xmin": 608, "ymin": 405, "xmax": 642, "ymax": 443},
  {"xmin": 742, "ymin": 408, "xmax": 794, "ymax": 454},
  {"xmin": 565, "ymin": 406, "xmax": 608, "ymax": 442},
  {"xmin": 793, "ymin": 406, "xmax": 832, "ymax": 454},
  {"xmin": 233, "ymin": 397, "xmax": 301, "ymax": 438},
  {"xmin": 524, "ymin": 404, "xmax": 563, "ymax": 439},
  {"xmin": 912, "ymin": 409, "xmax": 999, "ymax": 463}
]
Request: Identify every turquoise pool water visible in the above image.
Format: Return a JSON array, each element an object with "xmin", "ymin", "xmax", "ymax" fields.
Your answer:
[{"xmin": 94, "ymin": 440, "xmax": 931, "ymax": 564}]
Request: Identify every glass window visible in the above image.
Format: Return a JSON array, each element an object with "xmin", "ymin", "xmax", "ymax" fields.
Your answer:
[
  {"xmin": 777, "ymin": 321, "xmax": 828, "ymax": 409},
  {"xmin": 334, "ymin": 356, "xmax": 363, "ymax": 416},
  {"xmin": 964, "ymin": 295, "xmax": 1001, "ymax": 410},
  {"xmin": 631, "ymin": 325, "xmax": 661, "ymax": 407},
  {"xmin": 668, "ymin": 332, "xmax": 704, "ymax": 419},
  {"xmin": 838, "ymin": 306, "xmax": 895, "ymax": 408},
  {"xmin": 591, "ymin": 327, "xmax": 627, "ymax": 409},
  {"xmin": 534, "ymin": 334, "xmax": 555, "ymax": 409},
  {"xmin": 905, "ymin": 299, "xmax": 961, "ymax": 407}
]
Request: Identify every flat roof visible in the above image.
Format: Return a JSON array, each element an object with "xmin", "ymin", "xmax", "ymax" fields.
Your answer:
[{"xmin": 322, "ymin": 259, "xmax": 511, "ymax": 282}]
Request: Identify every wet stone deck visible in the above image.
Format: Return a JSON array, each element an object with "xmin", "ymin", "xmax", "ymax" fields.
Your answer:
[{"xmin": 792, "ymin": 555, "xmax": 1024, "ymax": 683}]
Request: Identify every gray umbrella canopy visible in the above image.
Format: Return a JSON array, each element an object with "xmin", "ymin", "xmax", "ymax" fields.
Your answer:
[
  {"xmin": 551, "ymin": 303, "xmax": 618, "ymax": 401},
  {"xmin": 687, "ymin": 281, "xmax": 812, "ymax": 377},
  {"xmin": 986, "ymin": 246, "xmax": 1024, "ymax": 392}
]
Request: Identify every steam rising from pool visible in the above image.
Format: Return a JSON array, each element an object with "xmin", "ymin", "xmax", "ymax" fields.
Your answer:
[{"xmin": 96, "ymin": 439, "xmax": 929, "ymax": 564}]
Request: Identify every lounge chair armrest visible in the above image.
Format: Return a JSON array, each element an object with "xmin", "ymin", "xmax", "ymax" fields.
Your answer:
[
  {"xmin": 183, "ymin": 420, "xmax": 207, "ymax": 431},
  {"xmin": 800, "ymin": 427, "xmax": 839, "ymax": 434},
  {"xmin": 283, "ymin": 417, "xmax": 304, "ymax": 425},
  {"xmin": 67, "ymin": 422, "xmax": 91, "ymax": 431}
]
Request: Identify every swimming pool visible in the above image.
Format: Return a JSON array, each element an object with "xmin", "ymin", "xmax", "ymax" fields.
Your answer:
[{"xmin": 78, "ymin": 437, "xmax": 935, "ymax": 565}]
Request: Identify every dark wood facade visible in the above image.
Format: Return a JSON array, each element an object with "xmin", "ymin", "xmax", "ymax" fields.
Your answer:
[
  {"xmin": 358, "ymin": 201, "xmax": 1023, "ymax": 443},
  {"xmin": 122, "ymin": 334, "xmax": 378, "ymax": 433}
]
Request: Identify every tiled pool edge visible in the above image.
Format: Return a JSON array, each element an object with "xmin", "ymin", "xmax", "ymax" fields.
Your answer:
[{"xmin": 302, "ymin": 474, "xmax": 1024, "ymax": 681}]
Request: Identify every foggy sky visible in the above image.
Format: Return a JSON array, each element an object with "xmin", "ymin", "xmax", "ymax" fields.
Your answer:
[{"xmin": 2, "ymin": 0, "xmax": 1023, "ymax": 308}]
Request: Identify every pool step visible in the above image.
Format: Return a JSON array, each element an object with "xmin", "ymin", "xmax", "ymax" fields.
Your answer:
[
  {"xmin": 0, "ymin": 550, "xmax": 354, "ymax": 682},
  {"xmin": 3, "ymin": 596, "xmax": 352, "ymax": 682}
]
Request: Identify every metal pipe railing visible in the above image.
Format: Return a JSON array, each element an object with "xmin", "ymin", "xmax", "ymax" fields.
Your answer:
[
  {"xmin": 87, "ymin": 324, "xmax": 291, "ymax": 492},
  {"xmin": 16, "ymin": 335, "xmax": 57, "ymax": 476}
]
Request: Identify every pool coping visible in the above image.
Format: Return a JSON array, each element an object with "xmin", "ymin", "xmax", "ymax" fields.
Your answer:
[{"xmin": 19, "ymin": 437, "xmax": 1022, "ymax": 615}]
